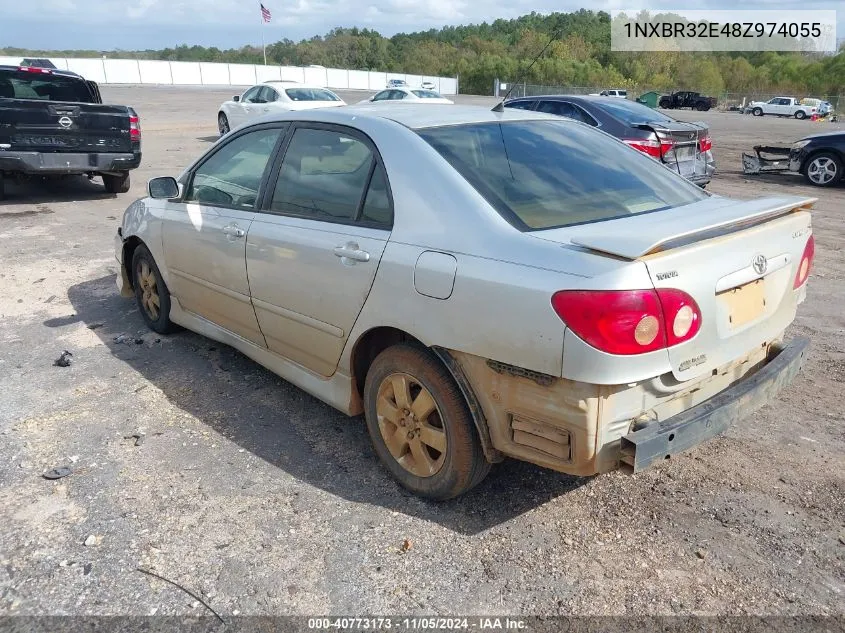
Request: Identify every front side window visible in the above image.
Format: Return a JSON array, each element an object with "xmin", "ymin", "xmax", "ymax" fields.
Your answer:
[
  {"xmin": 270, "ymin": 128, "xmax": 375, "ymax": 222},
  {"xmin": 505, "ymin": 101, "xmax": 536, "ymax": 111},
  {"xmin": 186, "ymin": 127, "xmax": 282, "ymax": 209},
  {"xmin": 419, "ymin": 121, "xmax": 707, "ymax": 231},
  {"xmin": 371, "ymin": 90, "xmax": 391, "ymax": 101},
  {"xmin": 285, "ymin": 87, "xmax": 341, "ymax": 102},
  {"xmin": 241, "ymin": 86, "xmax": 263, "ymax": 103}
]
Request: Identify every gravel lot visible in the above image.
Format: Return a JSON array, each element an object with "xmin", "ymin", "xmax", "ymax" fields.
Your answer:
[{"xmin": 0, "ymin": 86, "xmax": 843, "ymax": 621}]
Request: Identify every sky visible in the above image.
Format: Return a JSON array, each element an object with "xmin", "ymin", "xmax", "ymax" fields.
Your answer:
[{"xmin": 0, "ymin": 0, "xmax": 841, "ymax": 51}]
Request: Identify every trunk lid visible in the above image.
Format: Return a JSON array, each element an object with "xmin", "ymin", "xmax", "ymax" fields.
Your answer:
[
  {"xmin": 542, "ymin": 195, "xmax": 815, "ymax": 381},
  {"xmin": 638, "ymin": 120, "xmax": 710, "ymax": 181},
  {"xmin": 0, "ymin": 99, "xmax": 133, "ymax": 153}
]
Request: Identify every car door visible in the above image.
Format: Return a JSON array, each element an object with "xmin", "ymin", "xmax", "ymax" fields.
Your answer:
[
  {"xmin": 161, "ymin": 124, "xmax": 286, "ymax": 345},
  {"xmin": 246, "ymin": 123, "xmax": 393, "ymax": 376},
  {"xmin": 240, "ymin": 85, "xmax": 268, "ymax": 123}
]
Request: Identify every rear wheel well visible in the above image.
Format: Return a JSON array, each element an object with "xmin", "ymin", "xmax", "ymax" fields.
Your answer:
[
  {"xmin": 122, "ymin": 236, "xmax": 144, "ymax": 289},
  {"xmin": 351, "ymin": 327, "xmax": 423, "ymax": 398}
]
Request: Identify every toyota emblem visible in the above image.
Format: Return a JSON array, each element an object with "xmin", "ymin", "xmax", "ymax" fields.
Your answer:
[
  {"xmin": 752, "ymin": 254, "xmax": 768, "ymax": 276},
  {"xmin": 58, "ymin": 116, "xmax": 73, "ymax": 129}
]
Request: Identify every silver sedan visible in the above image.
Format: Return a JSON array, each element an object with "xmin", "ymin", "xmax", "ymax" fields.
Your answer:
[{"xmin": 115, "ymin": 104, "xmax": 814, "ymax": 499}]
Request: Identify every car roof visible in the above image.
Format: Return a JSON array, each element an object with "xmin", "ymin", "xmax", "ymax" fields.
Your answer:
[{"xmin": 256, "ymin": 103, "xmax": 560, "ymax": 130}]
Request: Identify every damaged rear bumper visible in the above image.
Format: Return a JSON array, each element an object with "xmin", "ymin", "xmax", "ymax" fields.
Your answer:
[{"xmin": 619, "ymin": 337, "xmax": 810, "ymax": 473}]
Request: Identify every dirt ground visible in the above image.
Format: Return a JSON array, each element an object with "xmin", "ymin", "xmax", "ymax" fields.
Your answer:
[{"xmin": 0, "ymin": 87, "xmax": 843, "ymax": 621}]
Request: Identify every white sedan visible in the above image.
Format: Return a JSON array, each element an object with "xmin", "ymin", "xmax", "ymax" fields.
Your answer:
[
  {"xmin": 360, "ymin": 87, "xmax": 453, "ymax": 105},
  {"xmin": 218, "ymin": 81, "xmax": 345, "ymax": 135}
]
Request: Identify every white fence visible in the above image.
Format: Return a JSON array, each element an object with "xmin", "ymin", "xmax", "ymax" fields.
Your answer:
[{"xmin": 0, "ymin": 56, "xmax": 459, "ymax": 95}]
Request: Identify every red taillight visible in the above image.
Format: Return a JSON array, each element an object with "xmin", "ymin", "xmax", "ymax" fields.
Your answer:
[
  {"xmin": 18, "ymin": 66, "xmax": 52, "ymax": 74},
  {"xmin": 551, "ymin": 289, "xmax": 701, "ymax": 355},
  {"xmin": 129, "ymin": 115, "xmax": 141, "ymax": 142},
  {"xmin": 793, "ymin": 235, "xmax": 815, "ymax": 289},
  {"xmin": 656, "ymin": 288, "xmax": 702, "ymax": 347},
  {"xmin": 699, "ymin": 135, "xmax": 712, "ymax": 152},
  {"xmin": 623, "ymin": 137, "xmax": 674, "ymax": 160}
]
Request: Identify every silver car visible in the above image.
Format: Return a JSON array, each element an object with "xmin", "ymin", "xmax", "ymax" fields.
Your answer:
[{"xmin": 115, "ymin": 105, "xmax": 814, "ymax": 499}]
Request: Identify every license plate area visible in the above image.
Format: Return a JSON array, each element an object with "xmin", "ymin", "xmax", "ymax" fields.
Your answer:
[{"xmin": 718, "ymin": 279, "xmax": 766, "ymax": 329}]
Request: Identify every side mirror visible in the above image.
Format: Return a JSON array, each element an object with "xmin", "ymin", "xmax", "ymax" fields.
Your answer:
[
  {"xmin": 148, "ymin": 177, "xmax": 179, "ymax": 199},
  {"xmin": 233, "ymin": 95, "xmax": 240, "ymax": 102}
]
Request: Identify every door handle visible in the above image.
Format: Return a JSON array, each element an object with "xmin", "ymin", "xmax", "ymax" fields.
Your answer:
[
  {"xmin": 333, "ymin": 242, "xmax": 370, "ymax": 263},
  {"xmin": 222, "ymin": 224, "xmax": 245, "ymax": 238}
]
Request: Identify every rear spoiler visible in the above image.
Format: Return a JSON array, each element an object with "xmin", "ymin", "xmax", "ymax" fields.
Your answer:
[{"xmin": 569, "ymin": 196, "xmax": 816, "ymax": 260}]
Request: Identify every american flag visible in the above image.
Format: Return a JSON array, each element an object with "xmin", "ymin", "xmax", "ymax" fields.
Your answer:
[{"xmin": 260, "ymin": 3, "xmax": 271, "ymax": 22}]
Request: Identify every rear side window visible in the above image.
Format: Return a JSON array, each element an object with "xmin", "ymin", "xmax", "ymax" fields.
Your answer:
[
  {"xmin": 411, "ymin": 90, "xmax": 443, "ymax": 99},
  {"xmin": 271, "ymin": 128, "xmax": 374, "ymax": 222},
  {"xmin": 419, "ymin": 121, "xmax": 707, "ymax": 231},
  {"xmin": 284, "ymin": 88, "xmax": 340, "ymax": 102},
  {"xmin": 0, "ymin": 71, "xmax": 95, "ymax": 103}
]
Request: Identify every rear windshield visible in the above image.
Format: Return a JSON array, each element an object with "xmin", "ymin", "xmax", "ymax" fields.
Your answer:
[
  {"xmin": 0, "ymin": 70, "xmax": 95, "ymax": 103},
  {"xmin": 284, "ymin": 87, "xmax": 340, "ymax": 102},
  {"xmin": 597, "ymin": 99, "xmax": 674, "ymax": 124},
  {"xmin": 411, "ymin": 90, "xmax": 443, "ymax": 99},
  {"xmin": 418, "ymin": 120, "xmax": 707, "ymax": 231}
]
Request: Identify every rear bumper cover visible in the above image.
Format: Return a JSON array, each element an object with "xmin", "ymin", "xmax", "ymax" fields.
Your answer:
[
  {"xmin": 620, "ymin": 336, "xmax": 810, "ymax": 472},
  {"xmin": 0, "ymin": 150, "xmax": 141, "ymax": 175}
]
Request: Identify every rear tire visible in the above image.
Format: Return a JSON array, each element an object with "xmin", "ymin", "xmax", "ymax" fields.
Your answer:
[
  {"xmin": 0, "ymin": 177, "xmax": 5, "ymax": 201},
  {"xmin": 103, "ymin": 172, "xmax": 130, "ymax": 194},
  {"xmin": 795, "ymin": 110, "xmax": 806, "ymax": 120},
  {"xmin": 363, "ymin": 344, "xmax": 491, "ymax": 500},
  {"xmin": 131, "ymin": 244, "xmax": 178, "ymax": 334}
]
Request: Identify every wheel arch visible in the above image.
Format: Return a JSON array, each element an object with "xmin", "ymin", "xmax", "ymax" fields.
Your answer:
[
  {"xmin": 800, "ymin": 146, "xmax": 845, "ymax": 175},
  {"xmin": 121, "ymin": 235, "xmax": 146, "ymax": 291},
  {"xmin": 348, "ymin": 326, "xmax": 501, "ymax": 463}
]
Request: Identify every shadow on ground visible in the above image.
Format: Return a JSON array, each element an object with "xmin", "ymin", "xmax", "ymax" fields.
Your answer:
[
  {"xmin": 197, "ymin": 135, "xmax": 220, "ymax": 143},
  {"xmin": 0, "ymin": 176, "xmax": 117, "ymax": 206},
  {"xmin": 48, "ymin": 275, "xmax": 588, "ymax": 535}
]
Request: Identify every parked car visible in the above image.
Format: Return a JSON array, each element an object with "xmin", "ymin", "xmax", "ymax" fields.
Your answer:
[
  {"xmin": 420, "ymin": 81, "xmax": 436, "ymax": 90},
  {"xmin": 504, "ymin": 95, "xmax": 715, "ymax": 187},
  {"xmin": 217, "ymin": 82, "xmax": 345, "ymax": 136},
  {"xmin": 789, "ymin": 131, "xmax": 845, "ymax": 186},
  {"xmin": 658, "ymin": 91, "xmax": 717, "ymax": 111},
  {"xmin": 594, "ymin": 89, "xmax": 628, "ymax": 98},
  {"xmin": 0, "ymin": 64, "xmax": 141, "ymax": 199},
  {"xmin": 386, "ymin": 79, "xmax": 409, "ymax": 89},
  {"xmin": 360, "ymin": 87, "xmax": 453, "ymax": 104},
  {"xmin": 115, "ymin": 104, "xmax": 812, "ymax": 499},
  {"xmin": 746, "ymin": 97, "xmax": 816, "ymax": 119}
]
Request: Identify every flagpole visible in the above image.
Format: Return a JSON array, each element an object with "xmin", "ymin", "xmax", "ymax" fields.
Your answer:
[{"xmin": 260, "ymin": 3, "xmax": 267, "ymax": 65}]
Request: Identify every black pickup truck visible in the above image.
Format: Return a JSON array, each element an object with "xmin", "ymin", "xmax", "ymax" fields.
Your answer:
[{"xmin": 0, "ymin": 65, "xmax": 141, "ymax": 200}]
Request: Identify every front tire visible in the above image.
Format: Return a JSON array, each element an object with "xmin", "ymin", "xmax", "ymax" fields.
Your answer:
[
  {"xmin": 131, "ymin": 244, "xmax": 178, "ymax": 334},
  {"xmin": 218, "ymin": 112, "xmax": 230, "ymax": 136},
  {"xmin": 803, "ymin": 152, "xmax": 843, "ymax": 187},
  {"xmin": 363, "ymin": 344, "xmax": 490, "ymax": 500},
  {"xmin": 752, "ymin": 107, "xmax": 763, "ymax": 116},
  {"xmin": 103, "ymin": 172, "xmax": 130, "ymax": 194}
]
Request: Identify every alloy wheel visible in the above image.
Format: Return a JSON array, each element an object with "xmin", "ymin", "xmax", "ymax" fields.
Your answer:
[
  {"xmin": 376, "ymin": 373, "xmax": 447, "ymax": 478},
  {"xmin": 807, "ymin": 156, "xmax": 838, "ymax": 184},
  {"xmin": 136, "ymin": 260, "xmax": 160, "ymax": 320}
]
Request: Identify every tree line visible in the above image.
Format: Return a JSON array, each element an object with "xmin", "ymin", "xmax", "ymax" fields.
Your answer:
[{"xmin": 4, "ymin": 10, "xmax": 844, "ymax": 97}]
